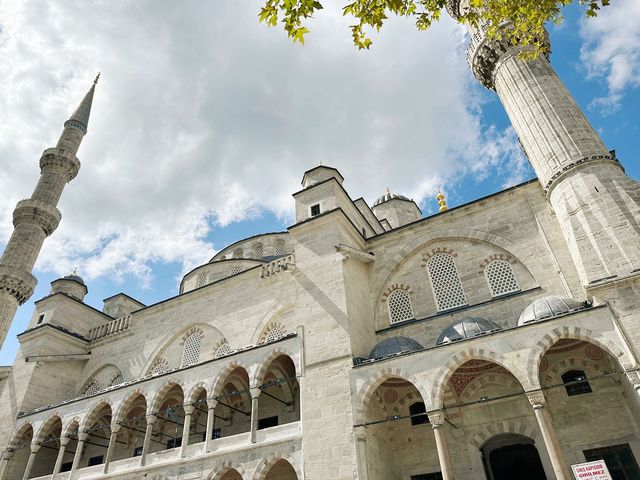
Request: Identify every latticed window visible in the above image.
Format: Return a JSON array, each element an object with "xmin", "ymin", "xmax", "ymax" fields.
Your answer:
[
  {"xmin": 229, "ymin": 265, "xmax": 242, "ymax": 275},
  {"xmin": 196, "ymin": 272, "xmax": 208, "ymax": 288},
  {"xmin": 265, "ymin": 325, "xmax": 285, "ymax": 342},
  {"xmin": 181, "ymin": 334, "xmax": 202, "ymax": 367},
  {"xmin": 253, "ymin": 243, "xmax": 264, "ymax": 259},
  {"xmin": 387, "ymin": 289, "xmax": 414, "ymax": 324},
  {"xmin": 215, "ymin": 342, "xmax": 232, "ymax": 358},
  {"xmin": 110, "ymin": 374, "xmax": 124, "ymax": 386},
  {"xmin": 485, "ymin": 260, "xmax": 519, "ymax": 297},
  {"xmin": 84, "ymin": 382, "xmax": 100, "ymax": 396},
  {"xmin": 152, "ymin": 362, "xmax": 168, "ymax": 375},
  {"xmin": 427, "ymin": 253, "xmax": 467, "ymax": 311},
  {"xmin": 274, "ymin": 239, "xmax": 286, "ymax": 256}
]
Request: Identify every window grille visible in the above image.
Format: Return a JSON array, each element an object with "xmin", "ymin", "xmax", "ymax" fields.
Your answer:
[
  {"xmin": 152, "ymin": 362, "xmax": 168, "ymax": 375},
  {"xmin": 485, "ymin": 260, "xmax": 519, "ymax": 297},
  {"xmin": 181, "ymin": 334, "xmax": 202, "ymax": 367},
  {"xmin": 427, "ymin": 253, "xmax": 467, "ymax": 311},
  {"xmin": 388, "ymin": 289, "xmax": 414, "ymax": 324},
  {"xmin": 229, "ymin": 265, "xmax": 242, "ymax": 275},
  {"xmin": 110, "ymin": 374, "xmax": 124, "ymax": 386},
  {"xmin": 274, "ymin": 239, "xmax": 286, "ymax": 256},
  {"xmin": 196, "ymin": 272, "xmax": 208, "ymax": 288},
  {"xmin": 253, "ymin": 243, "xmax": 264, "ymax": 259},
  {"xmin": 562, "ymin": 370, "xmax": 592, "ymax": 396},
  {"xmin": 84, "ymin": 382, "xmax": 100, "ymax": 396},
  {"xmin": 265, "ymin": 325, "xmax": 285, "ymax": 342},
  {"xmin": 409, "ymin": 402, "xmax": 429, "ymax": 426},
  {"xmin": 215, "ymin": 342, "xmax": 232, "ymax": 358}
]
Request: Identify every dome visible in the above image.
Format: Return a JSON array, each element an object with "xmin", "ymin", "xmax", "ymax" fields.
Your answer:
[
  {"xmin": 436, "ymin": 317, "xmax": 502, "ymax": 345},
  {"xmin": 373, "ymin": 189, "xmax": 411, "ymax": 206},
  {"xmin": 369, "ymin": 336, "xmax": 423, "ymax": 359},
  {"xmin": 62, "ymin": 273, "xmax": 85, "ymax": 285},
  {"xmin": 518, "ymin": 295, "xmax": 587, "ymax": 326}
]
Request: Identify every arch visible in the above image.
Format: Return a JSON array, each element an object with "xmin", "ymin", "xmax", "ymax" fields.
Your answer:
[
  {"xmin": 78, "ymin": 363, "xmax": 125, "ymax": 395},
  {"xmin": 210, "ymin": 361, "xmax": 252, "ymax": 400},
  {"xmin": 81, "ymin": 400, "xmax": 113, "ymax": 432},
  {"xmin": 33, "ymin": 414, "xmax": 62, "ymax": 444},
  {"xmin": 250, "ymin": 302, "xmax": 294, "ymax": 345},
  {"xmin": 525, "ymin": 325, "xmax": 635, "ymax": 386},
  {"xmin": 253, "ymin": 456, "xmax": 301, "ymax": 480},
  {"xmin": 254, "ymin": 349, "xmax": 299, "ymax": 386},
  {"xmin": 62, "ymin": 418, "xmax": 81, "ymax": 438},
  {"xmin": 354, "ymin": 368, "xmax": 427, "ymax": 424},
  {"xmin": 113, "ymin": 389, "xmax": 148, "ymax": 425},
  {"xmin": 7, "ymin": 422, "xmax": 33, "ymax": 450},
  {"xmin": 149, "ymin": 380, "xmax": 186, "ymax": 414},
  {"xmin": 187, "ymin": 382, "xmax": 209, "ymax": 404},
  {"xmin": 430, "ymin": 347, "xmax": 533, "ymax": 409},
  {"xmin": 469, "ymin": 419, "xmax": 541, "ymax": 449},
  {"xmin": 458, "ymin": 371, "xmax": 523, "ymax": 404},
  {"xmin": 209, "ymin": 461, "xmax": 246, "ymax": 480}
]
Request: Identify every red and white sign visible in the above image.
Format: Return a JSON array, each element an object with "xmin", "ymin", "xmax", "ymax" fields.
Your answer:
[{"xmin": 571, "ymin": 460, "xmax": 612, "ymax": 480}]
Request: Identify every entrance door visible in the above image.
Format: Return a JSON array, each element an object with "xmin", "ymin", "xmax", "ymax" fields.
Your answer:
[
  {"xmin": 584, "ymin": 444, "xmax": 640, "ymax": 480},
  {"xmin": 482, "ymin": 434, "xmax": 547, "ymax": 480}
]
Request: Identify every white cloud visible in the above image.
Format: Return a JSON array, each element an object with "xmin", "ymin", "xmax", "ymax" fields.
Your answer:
[
  {"xmin": 0, "ymin": 1, "xmax": 522, "ymax": 285},
  {"xmin": 580, "ymin": 0, "xmax": 640, "ymax": 112}
]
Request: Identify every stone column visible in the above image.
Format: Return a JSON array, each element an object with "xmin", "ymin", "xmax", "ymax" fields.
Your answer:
[
  {"xmin": 0, "ymin": 449, "xmax": 15, "ymax": 480},
  {"xmin": 250, "ymin": 387, "xmax": 261, "ymax": 443},
  {"xmin": 354, "ymin": 429, "xmax": 369, "ymax": 480},
  {"xmin": 52, "ymin": 437, "xmax": 70, "ymax": 477},
  {"xmin": 180, "ymin": 405, "xmax": 194, "ymax": 457},
  {"xmin": 102, "ymin": 424, "xmax": 121, "ymax": 473},
  {"xmin": 139, "ymin": 415, "xmax": 157, "ymax": 466},
  {"xmin": 428, "ymin": 411, "xmax": 454, "ymax": 480},
  {"xmin": 70, "ymin": 432, "xmax": 88, "ymax": 478},
  {"xmin": 205, "ymin": 398, "xmax": 218, "ymax": 452},
  {"xmin": 21, "ymin": 444, "xmax": 40, "ymax": 480},
  {"xmin": 527, "ymin": 391, "xmax": 571, "ymax": 480}
]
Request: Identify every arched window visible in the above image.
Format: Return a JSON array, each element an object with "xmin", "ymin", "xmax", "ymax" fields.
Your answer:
[
  {"xmin": 253, "ymin": 243, "xmax": 264, "ymax": 259},
  {"xmin": 409, "ymin": 402, "xmax": 429, "ymax": 425},
  {"xmin": 265, "ymin": 324, "xmax": 285, "ymax": 342},
  {"xmin": 229, "ymin": 265, "xmax": 242, "ymax": 275},
  {"xmin": 427, "ymin": 253, "xmax": 466, "ymax": 311},
  {"xmin": 196, "ymin": 271, "xmax": 208, "ymax": 288},
  {"xmin": 110, "ymin": 374, "xmax": 124, "ymax": 386},
  {"xmin": 485, "ymin": 260, "xmax": 519, "ymax": 297},
  {"xmin": 84, "ymin": 382, "xmax": 100, "ymax": 396},
  {"xmin": 274, "ymin": 239, "xmax": 286, "ymax": 256},
  {"xmin": 233, "ymin": 248, "xmax": 243, "ymax": 259},
  {"xmin": 387, "ymin": 289, "xmax": 414, "ymax": 324},
  {"xmin": 562, "ymin": 370, "xmax": 592, "ymax": 396},
  {"xmin": 215, "ymin": 342, "xmax": 232, "ymax": 358},
  {"xmin": 181, "ymin": 334, "xmax": 202, "ymax": 367}
]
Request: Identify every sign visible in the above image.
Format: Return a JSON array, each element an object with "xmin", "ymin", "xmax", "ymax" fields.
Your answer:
[{"xmin": 571, "ymin": 460, "xmax": 612, "ymax": 480}]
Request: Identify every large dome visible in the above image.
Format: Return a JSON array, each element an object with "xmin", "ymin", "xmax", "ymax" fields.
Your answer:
[
  {"xmin": 436, "ymin": 317, "xmax": 502, "ymax": 345},
  {"xmin": 373, "ymin": 189, "xmax": 411, "ymax": 207},
  {"xmin": 518, "ymin": 295, "xmax": 587, "ymax": 326},
  {"xmin": 369, "ymin": 336, "xmax": 423, "ymax": 359}
]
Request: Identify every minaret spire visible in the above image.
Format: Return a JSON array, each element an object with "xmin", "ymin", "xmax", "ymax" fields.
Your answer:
[{"xmin": 0, "ymin": 77, "xmax": 98, "ymax": 347}]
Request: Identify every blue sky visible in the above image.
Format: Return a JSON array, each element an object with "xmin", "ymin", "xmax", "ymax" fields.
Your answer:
[{"xmin": 0, "ymin": 1, "xmax": 638, "ymax": 364}]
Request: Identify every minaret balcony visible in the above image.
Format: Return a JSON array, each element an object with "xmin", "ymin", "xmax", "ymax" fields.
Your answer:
[
  {"xmin": 12, "ymin": 199, "xmax": 62, "ymax": 236},
  {"xmin": 39, "ymin": 147, "xmax": 81, "ymax": 181},
  {"xmin": 0, "ymin": 265, "xmax": 37, "ymax": 305}
]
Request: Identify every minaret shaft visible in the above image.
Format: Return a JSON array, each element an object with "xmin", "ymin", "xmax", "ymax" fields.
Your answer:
[
  {"xmin": 0, "ymin": 79, "xmax": 96, "ymax": 347},
  {"xmin": 449, "ymin": 0, "xmax": 640, "ymax": 286}
]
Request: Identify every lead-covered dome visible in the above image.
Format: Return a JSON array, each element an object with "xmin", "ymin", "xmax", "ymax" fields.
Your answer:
[
  {"xmin": 63, "ymin": 273, "xmax": 85, "ymax": 285},
  {"xmin": 369, "ymin": 336, "xmax": 423, "ymax": 359},
  {"xmin": 518, "ymin": 295, "xmax": 587, "ymax": 326},
  {"xmin": 373, "ymin": 189, "xmax": 411, "ymax": 206},
  {"xmin": 436, "ymin": 317, "xmax": 502, "ymax": 345}
]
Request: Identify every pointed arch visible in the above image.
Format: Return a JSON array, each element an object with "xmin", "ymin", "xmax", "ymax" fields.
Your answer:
[
  {"xmin": 253, "ymin": 456, "xmax": 301, "ymax": 480},
  {"xmin": 34, "ymin": 415, "xmax": 63, "ymax": 444},
  {"xmin": 81, "ymin": 400, "xmax": 113, "ymax": 432}
]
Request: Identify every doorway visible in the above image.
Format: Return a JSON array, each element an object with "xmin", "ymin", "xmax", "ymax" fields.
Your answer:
[{"xmin": 482, "ymin": 433, "xmax": 547, "ymax": 480}]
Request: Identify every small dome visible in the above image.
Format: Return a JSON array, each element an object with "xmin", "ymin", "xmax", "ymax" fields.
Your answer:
[
  {"xmin": 373, "ymin": 189, "xmax": 411, "ymax": 206},
  {"xmin": 369, "ymin": 336, "xmax": 423, "ymax": 359},
  {"xmin": 436, "ymin": 317, "xmax": 502, "ymax": 345},
  {"xmin": 62, "ymin": 273, "xmax": 85, "ymax": 285},
  {"xmin": 518, "ymin": 295, "xmax": 587, "ymax": 326}
]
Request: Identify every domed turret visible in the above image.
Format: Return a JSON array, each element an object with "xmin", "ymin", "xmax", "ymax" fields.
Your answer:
[
  {"xmin": 369, "ymin": 336, "xmax": 423, "ymax": 360},
  {"xmin": 371, "ymin": 188, "xmax": 421, "ymax": 230},
  {"xmin": 50, "ymin": 270, "xmax": 88, "ymax": 302},
  {"xmin": 518, "ymin": 295, "xmax": 588, "ymax": 326},
  {"xmin": 436, "ymin": 317, "xmax": 502, "ymax": 345}
]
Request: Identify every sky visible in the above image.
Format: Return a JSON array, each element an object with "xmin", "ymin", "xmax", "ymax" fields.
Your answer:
[{"xmin": 0, "ymin": 0, "xmax": 638, "ymax": 364}]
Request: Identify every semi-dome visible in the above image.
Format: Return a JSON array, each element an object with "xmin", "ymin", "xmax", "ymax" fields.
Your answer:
[
  {"xmin": 373, "ymin": 189, "xmax": 411, "ymax": 207},
  {"xmin": 518, "ymin": 295, "xmax": 587, "ymax": 326},
  {"xmin": 436, "ymin": 317, "xmax": 502, "ymax": 345},
  {"xmin": 369, "ymin": 336, "xmax": 423, "ymax": 359}
]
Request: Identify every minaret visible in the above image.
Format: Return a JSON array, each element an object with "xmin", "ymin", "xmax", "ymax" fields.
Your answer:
[
  {"xmin": 0, "ymin": 75, "xmax": 99, "ymax": 347},
  {"xmin": 447, "ymin": 1, "xmax": 640, "ymax": 287}
]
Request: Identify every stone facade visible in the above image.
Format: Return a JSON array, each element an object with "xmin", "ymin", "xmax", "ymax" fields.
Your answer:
[{"xmin": 1, "ymin": 8, "xmax": 640, "ymax": 480}]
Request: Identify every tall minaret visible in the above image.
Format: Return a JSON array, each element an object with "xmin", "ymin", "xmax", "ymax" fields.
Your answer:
[
  {"xmin": 0, "ymin": 75, "xmax": 99, "ymax": 347},
  {"xmin": 447, "ymin": 1, "xmax": 640, "ymax": 287}
]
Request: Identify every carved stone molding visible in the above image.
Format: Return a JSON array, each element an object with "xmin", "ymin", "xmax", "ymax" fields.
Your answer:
[
  {"xmin": 545, "ymin": 154, "xmax": 620, "ymax": 195},
  {"xmin": 12, "ymin": 199, "xmax": 62, "ymax": 236},
  {"xmin": 39, "ymin": 147, "xmax": 81, "ymax": 182},
  {"xmin": 526, "ymin": 390, "xmax": 546, "ymax": 409},
  {"xmin": 0, "ymin": 265, "xmax": 37, "ymax": 304},
  {"xmin": 427, "ymin": 410, "xmax": 446, "ymax": 427}
]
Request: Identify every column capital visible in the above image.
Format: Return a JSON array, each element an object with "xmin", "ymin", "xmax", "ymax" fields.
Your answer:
[
  {"xmin": 146, "ymin": 414, "xmax": 158, "ymax": 424},
  {"xmin": 77, "ymin": 432, "xmax": 89, "ymax": 442},
  {"xmin": 110, "ymin": 423, "xmax": 122, "ymax": 434},
  {"xmin": 526, "ymin": 390, "xmax": 547, "ymax": 409},
  {"xmin": 250, "ymin": 387, "xmax": 262, "ymax": 399},
  {"xmin": 207, "ymin": 398, "xmax": 218, "ymax": 409},
  {"xmin": 59, "ymin": 436, "xmax": 70, "ymax": 446},
  {"xmin": 1, "ymin": 449, "xmax": 15, "ymax": 461},
  {"xmin": 183, "ymin": 404, "xmax": 195, "ymax": 415},
  {"xmin": 30, "ymin": 443, "xmax": 41, "ymax": 454},
  {"xmin": 427, "ymin": 410, "xmax": 446, "ymax": 428}
]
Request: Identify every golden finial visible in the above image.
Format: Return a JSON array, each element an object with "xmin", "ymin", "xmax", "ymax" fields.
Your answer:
[
  {"xmin": 436, "ymin": 189, "xmax": 448, "ymax": 213},
  {"xmin": 93, "ymin": 72, "xmax": 101, "ymax": 85}
]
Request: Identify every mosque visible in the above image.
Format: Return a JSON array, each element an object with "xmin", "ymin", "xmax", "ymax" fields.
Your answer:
[{"xmin": 1, "ymin": 2, "xmax": 640, "ymax": 480}]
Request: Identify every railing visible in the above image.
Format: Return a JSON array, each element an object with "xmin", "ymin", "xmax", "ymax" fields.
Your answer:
[
  {"xmin": 88, "ymin": 315, "xmax": 131, "ymax": 341},
  {"xmin": 260, "ymin": 254, "xmax": 295, "ymax": 278}
]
